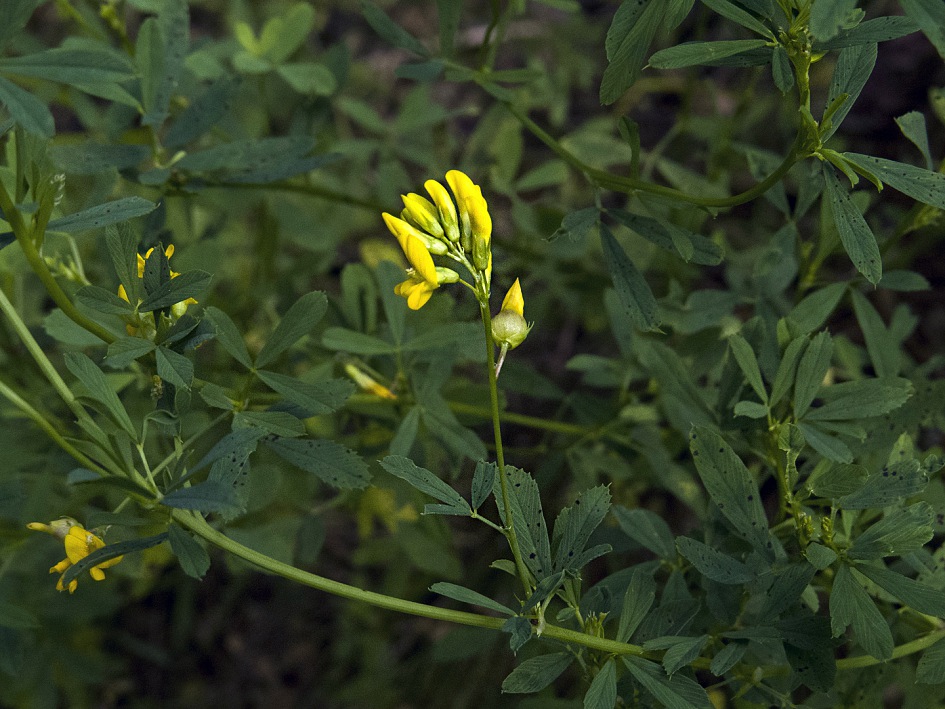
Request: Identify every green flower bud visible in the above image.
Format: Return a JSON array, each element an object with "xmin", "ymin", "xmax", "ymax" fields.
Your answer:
[{"xmin": 491, "ymin": 310, "xmax": 531, "ymax": 350}]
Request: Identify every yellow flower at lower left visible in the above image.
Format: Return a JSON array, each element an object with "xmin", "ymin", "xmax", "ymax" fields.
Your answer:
[{"xmin": 27, "ymin": 518, "xmax": 123, "ymax": 593}]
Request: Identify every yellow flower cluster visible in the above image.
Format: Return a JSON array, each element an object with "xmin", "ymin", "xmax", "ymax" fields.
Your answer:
[
  {"xmin": 382, "ymin": 170, "xmax": 492, "ymax": 310},
  {"xmin": 118, "ymin": 244, "xmax": 197, "ymax": 337},
  {"xmin": 27, "ymin": 518, "xmax": 123, "ymax": 593},
  {"xmin": 382, "ymin": 169, "xmax": 531, "ymax": 356}
]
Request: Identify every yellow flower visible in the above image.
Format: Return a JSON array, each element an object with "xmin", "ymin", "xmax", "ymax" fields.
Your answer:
[
  {"xmin": 343, "ymin": 363, "xmax": 397, "ymax": 400},
  {"xmin": 27, "ymin": 519, "xmax": 123, "ymax": 593},
  {"xmin": 384, "ymin": 213, "xmax": 442, "ymax": 309},
  {"xmin": 445, "ymin": 170, "xmax": 492, "ymax": 247},
  {"xmin": 500, "ymin": 278, "xmax": 525, "ymax": 317},
  {"xmin": 492, "ymin": 278, "xmax": 531, "ymax": 350},
  {"xmin": 423, "ymin": 178, "xmax": 460, "ymax": 243},
  {"xmin": 117, "ymin": 243, "xmax": 197, "ymax": 336}
]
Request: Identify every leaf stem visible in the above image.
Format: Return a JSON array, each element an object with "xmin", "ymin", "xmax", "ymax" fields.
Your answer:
[
  {"xmin": 172, "ymin": 509, "xmax": 647, "ymax": 657},
  {"xmin": 504, "ymin": 102, "xmax": 802, "ymax": 209},
  {"xmin": 479, "ymin": 300, "xmax": 532, "ymax": 593},
  {"xmin": 0, "ymin": 181, "xmax": 115, "ymax": 344}
]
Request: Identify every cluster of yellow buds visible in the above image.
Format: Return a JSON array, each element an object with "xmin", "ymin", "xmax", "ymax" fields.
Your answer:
[
  {"xmin": 382, "ymin": 169, "xmax": 532, "ymax": 367},
  {"xmin": 27, "ymin": 518, "xmax": 123, "ymax": 593},
  {"xmin": 117, "ymin": 244, "xmax": 197, "ymax": 338},
  {"xmin": 382, "ymin": 170, "xmax": 492, "ymax": 309}
]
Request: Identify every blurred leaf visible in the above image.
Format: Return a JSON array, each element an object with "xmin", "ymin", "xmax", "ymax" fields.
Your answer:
[
  {"xmin": 156, "ymin": 346, "xmax": 193, "ymax": 389},
  {"xmin": 139, "ymin": 270, "xmax": 211, "ymax": 312},
  {"xmin": 0, "ymin": 0, "xmax": 44, "ymax": 52},
  {"xmin": 205, "ymin": 307, "xmax": 253, "ymax": 368},
  {"xmin": 895, "ymin": 111, "xmax": 933, "ymax": 169},
  {"xmin": 689, "ymin": 426, "xmax": 769, "ymax": 552},
  {"xmin": 0, "ymin": 47, "xmax": 135, "ymax": 86},
  {"xmin": 710, "ymin": 641, "xmax": 748, "ymax": 675},
  {"xmin": 360, "ymin": 1, "xmax": 428, "ymax": 56},
  {"xmin": 609, "ymin": 209, "xmax": 723, "ymax": 265},
  {"xmin": 854, "ymin": 563, "xmax": 945, "ymax": 616},
  {"xmin": 900, "ymin": 0, "xmax": 945, "ymax": 59},
  {"xmin": 830, "ymin": 564, "xmax": 893, "ymax": 660},
  {"xmin": 161, "ymin": 481, "xmax": 242, "ymax": 514},
  {"xmin": 65, "ymin": 352, "xmax": 136, "ymax": 438},
  {"xmin": 0, "ymin": 603, "xmax": 39, "ymax": 630},
  {"xmin": 265, "ymin": 438, "xmax": 371, "ymax": 489},
  {"xmin": 437, "ymin": 0, "xmax": 462, "ymax": 54},
  {"xmin": 600, "ymin": 0, "xmax": 663, "ymax": 104},
  {"xmin": 61, "ymin": 533, "xmax": 169, "ymax": 587},
  {"xmin": 794, "ymin": 331, "xmax": 833, "ymax": 419},
  {"xmin": 600, "ymin": 224, "xmax": 659, "ymax": 331},
  {"xmin": 553, "ymin": 485, "xmax": 611, "ymax": 572},
  {"xmin": 650, "ymin": 39, "xmax": 768, "ymax": 68},
  {"xmin": 44, "ymin": 197, "xmax": 157, "ymax": 235},
  {"xmin": 676, "ymin": 537, "xmax": 754, "ymax": 584},
  {"xmin": 809, "ymin": 0, "xmax": 858, "ymax": 41},
  {"xmin": 623, "ymin": 655, "xmax": 713, "ymax": 708},
  {"xmin": 471, "ymin": 460, "xmax": 496, "ymax": 511},
  {"xmin": 277, "ymin": 63, "xmax": 337, "ymax": 95},
  {"xmin": 821, "ymin": 43, "xmax": 877, "ymax": 141},
  {"xmin": 0, "ymin": 75, "xmax": 53, "ymax": 137},
  {"xmin": 502, "ymin": 652, "xmax": 573, "ymax": 694},
  {"xmin": 257, "ymin": 371, "xmax": 353, "ymax": 415},
  {"xmin": 321, "ymin": 327, "xmax": 395, "ymax": 355},
  {"xmin": 613, "ymin": 506, "xmax": 675, "ymax": 558},
  {"xmin": 255, "ymin": 291, "xmax": 328, "ymax": 368},
  {"xmin": 430, "ymin": 582, "xmax": 514, "ymax": 615},
  {"xmin": 583, "ymin": 659, "xmax": 616, "ymax": 709},
  {"xmin": 164, "ymin": 77, "xmax": 239, "ymax": 149},
  {"xmin": 167, "ymin": 523, "xmax": 210, "ymax": 579},
  {"xmin": 848, "ymin": 502, "xmax": 934, "ymax": 559},
  {"xmin": 822, "ymin": 166, "xmax": 881, "ymax": 284},
  {"xmin": 844, "ymin": 152, "xmax": 945, "ymax": 210}
]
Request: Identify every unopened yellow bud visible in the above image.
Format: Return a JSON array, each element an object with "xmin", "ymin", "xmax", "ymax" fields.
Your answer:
[
  {"xmin": 424, "ymin": 179, "xmax": 460, "ymax": 243},
  {"xmin": 401, "ymin": 193, "xmax": 445, "ymax": 239},
  {"xmin": 500, "ymin": 278, "xmax": 524, "ymax": 317},
  {"xmin": 446, "ymin": 170, "xmax": 491, "ymax": 257}
]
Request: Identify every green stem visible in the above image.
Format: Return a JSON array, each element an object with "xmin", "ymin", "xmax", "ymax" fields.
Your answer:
[
  {"xmin": 186, "ymin": 181, "xmax": 387, "ymax": 213},
  {"xmin": 479, "ymin": 301, "xmax": 532, "ymax": 593},
  {"xmin": 504, "ymin": 102, "xmax": 802, "ymax": 209},
  {"xmin": 173, "ymin": 509, "xmax": 647, "ymax": 657},
  {"xmin": 0, "ymin": 182, "xmax": 115, "ymax": 344},
  {"xmin": 835, "ymin": 629, "xmax": 945, "ymax": 670},
  {"xmin": 0, "ymin": 377, "xmax": 110, "ymax": 477},
  {"xmin": 0, "ymin": 286, "xmax": 93, "ymax": 427}
]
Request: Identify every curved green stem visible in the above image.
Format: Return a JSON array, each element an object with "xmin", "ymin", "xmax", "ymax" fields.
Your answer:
[
  {"xmin": 0, "ymin": 377, "xmax": 109, "ymax": 477},
  {"xmin": 185, "ymin": 181, "xmax": 387, "ymax": 213},
  {"xmin": 0, "ymin": 181, "xmax": 115, "ymax": 344},
  {"xmin": 835, "ymin": 628, "xmax": 945, "ymax": 670},
  {"xmin": 173, "ymin": 509, "xmax": 646, "ymax": 657},
  {"xmin": 479, "ymin": 301, "xmax": 532, "ymax": 593},
  {"xmin": 0, "ymin": 286, "xmax": 93, "ymax": 427},
  {"xmin": 504, "ymin": 102, "xmax": 802, "ymax": 209}
]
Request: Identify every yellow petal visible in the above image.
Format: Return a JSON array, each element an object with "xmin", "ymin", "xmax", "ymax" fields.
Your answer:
[
  {"xmin": 27, "ymin": 522, "xmax": 52, "ymax": 533},
  {"xmin": 117, "ymin": 284, "xmax": 129, "ymax": 303},
  {"xmin": 446, "ymin": 170, "xmax": 491, "ymax": 245},
  {"xmin": 90, "ymin": 567, "xmax": 106, "ymax": 581},
  {"xmin": 401, "ymin": 193, "xmax": 444, "ymax": 238},
  {"xmin": 500, "ymin": 278, "xmax": 525, "ymax": 317},
  {"xmin": 424, "ymin": 179, "xmax": 460, "ymax": 242},
  {"xmin": 50, "ymin": 559, "xmax": 71, "ymax": 574},
  {"xmin": 405, "ymin": 282, "xmax": 435, "ymax": 310}
]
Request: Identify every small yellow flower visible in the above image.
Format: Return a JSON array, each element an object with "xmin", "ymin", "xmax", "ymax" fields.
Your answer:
[
  {"xmin": 117, "ymin": 243, "xmax": 197, "ymax": 336},
  {"xmin": 445, "ymin": 169, "xmax": 492, "ymax": 248},
  {"xmin": 500, "ymin": 278, "xmax": 524, "ymax": 317},
  {"xmin": 27, "ymin": 519, "xmax": 123, "ymax": 593},
  {"xmin": 492, "ymin": 278, "xmax": 531, "ymax": 351},
  {"xmin": 423, "ymin": 178, "xmax": 460, "ymax": 243},
  {"xmin": 385, "ymin": 214, "xmax": 441, "ymax": 310},
  {"xmin": 343, "ymin": 363, "xmax": 397, "ymax": 400}
]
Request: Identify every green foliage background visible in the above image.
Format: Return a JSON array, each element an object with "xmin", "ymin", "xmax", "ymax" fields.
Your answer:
[{"xmin": 1, "ymin": 0, "xmax": 945, "ymax": 707}]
